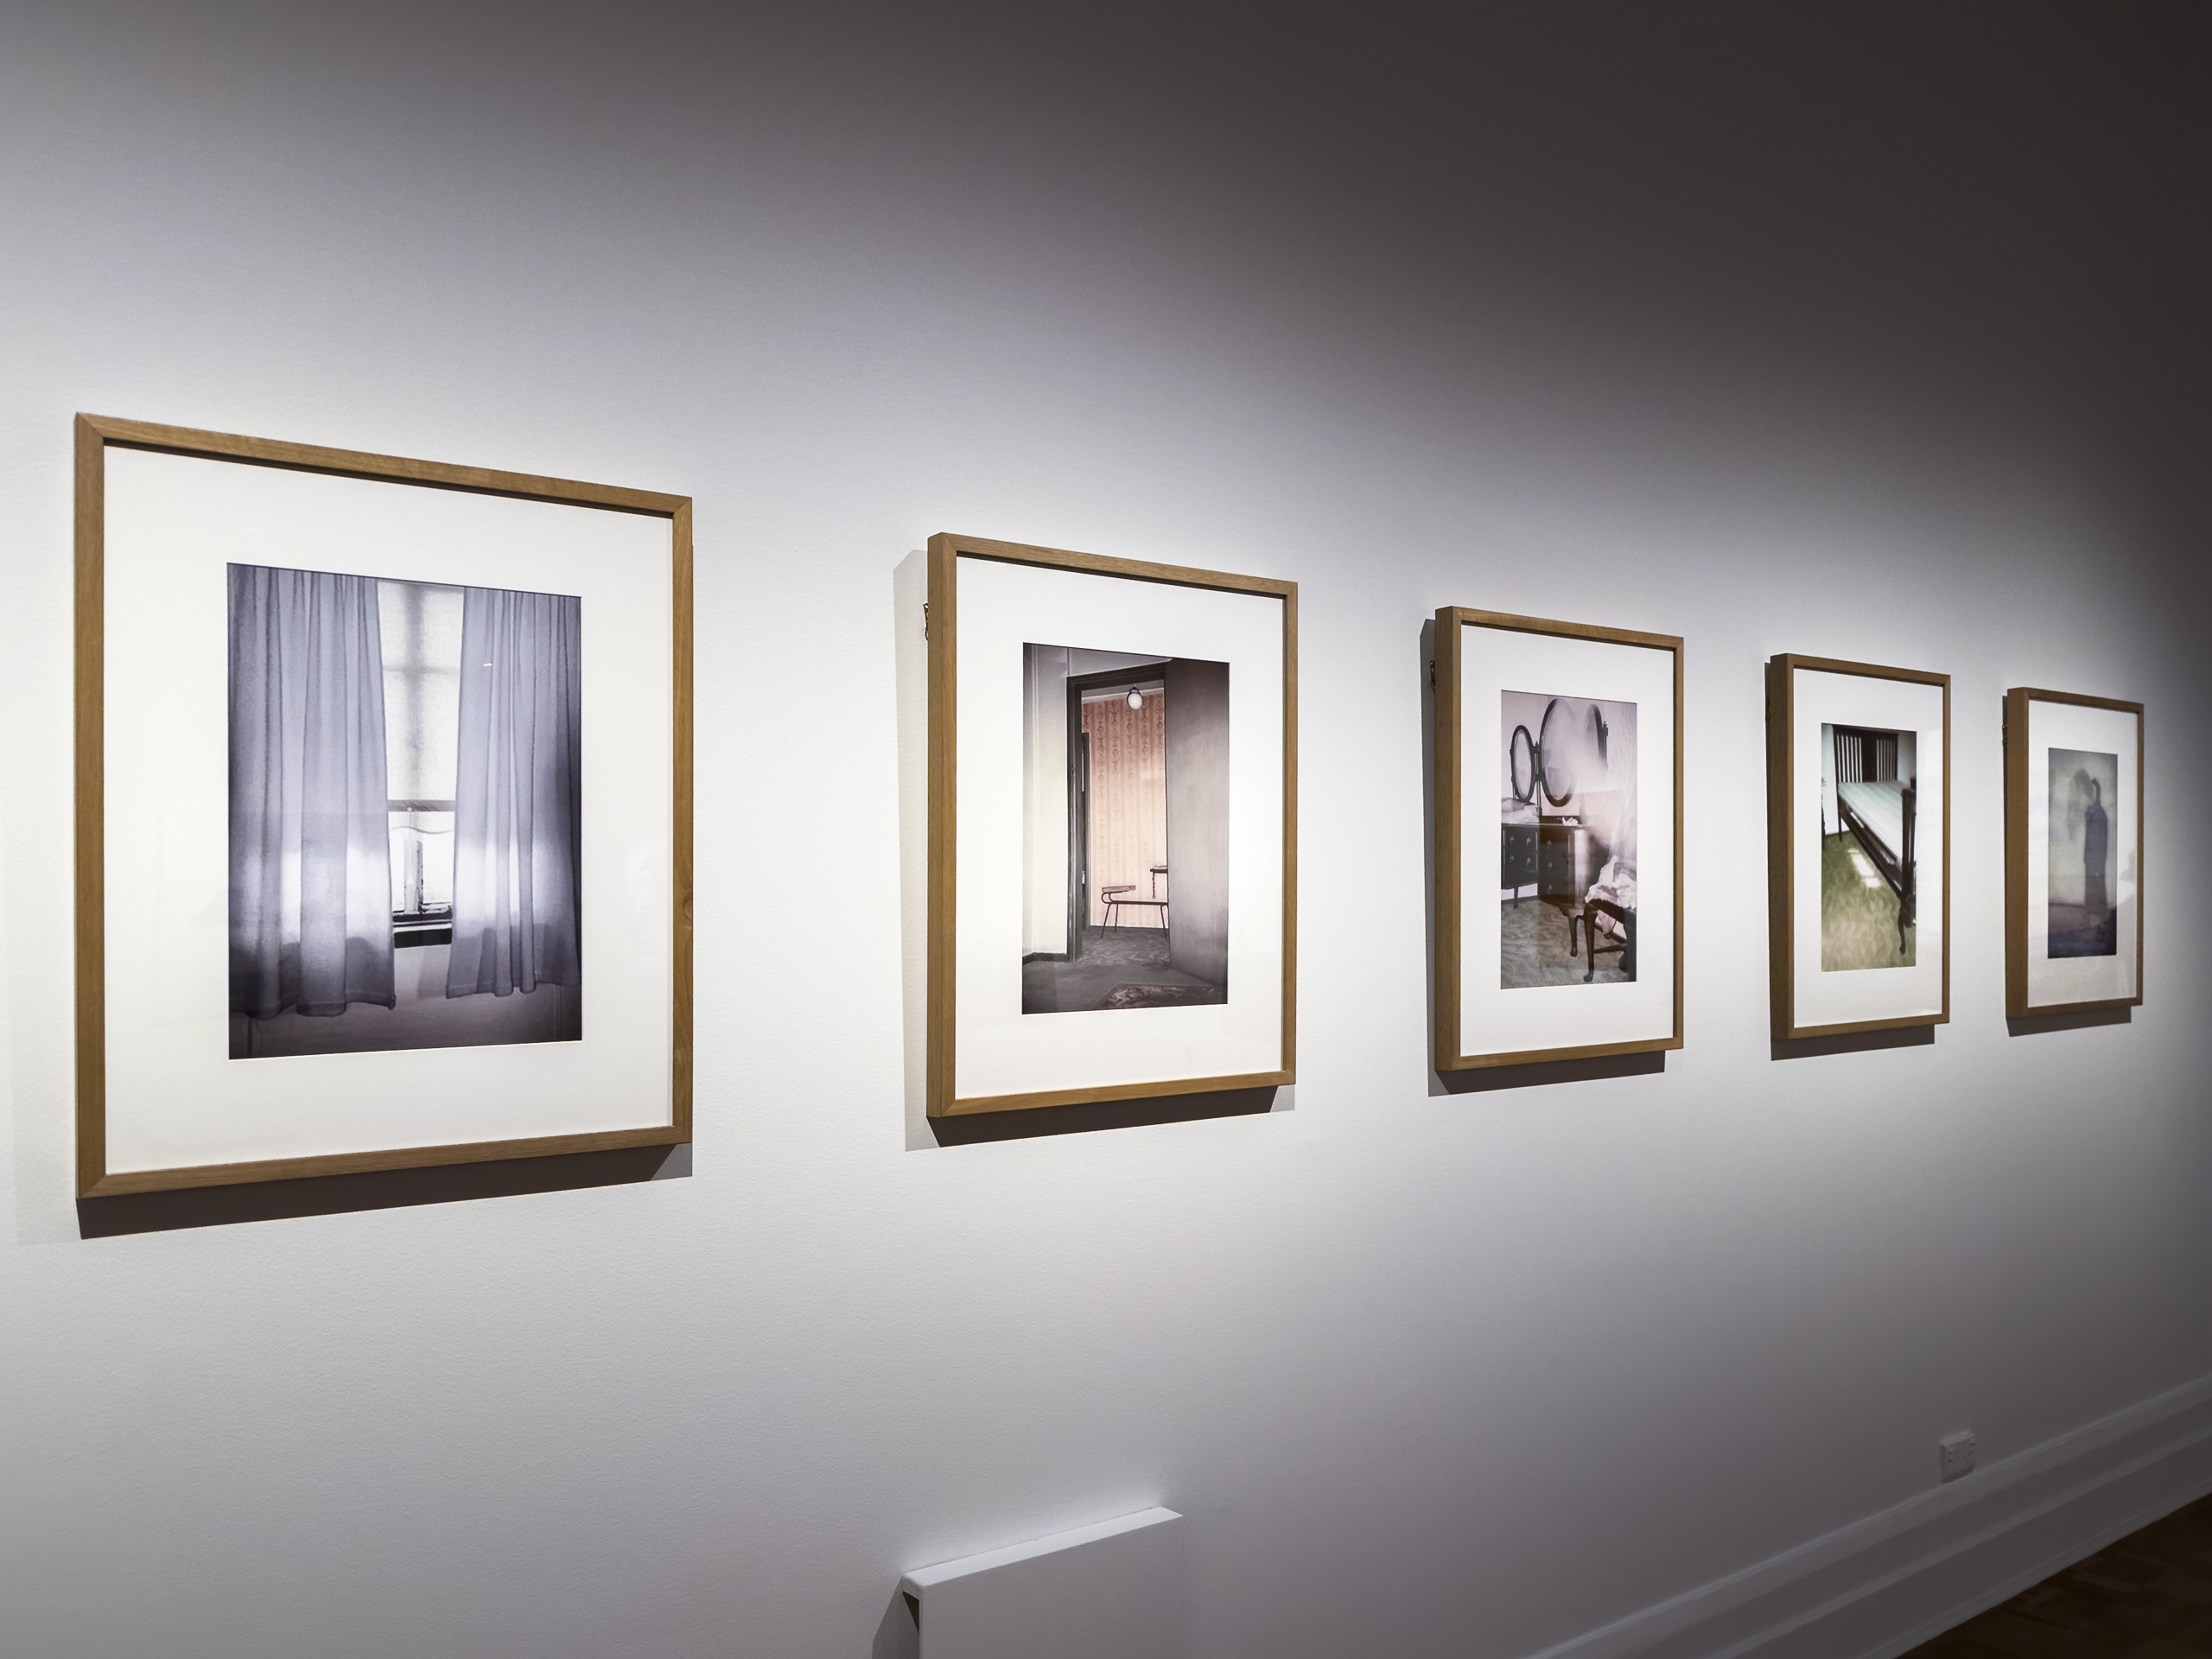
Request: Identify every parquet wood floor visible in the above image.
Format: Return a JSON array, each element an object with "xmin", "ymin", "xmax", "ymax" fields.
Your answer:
[{"xmin": 1904, "ymin": 1493, "xmax": 2212, "ymax": 1657}]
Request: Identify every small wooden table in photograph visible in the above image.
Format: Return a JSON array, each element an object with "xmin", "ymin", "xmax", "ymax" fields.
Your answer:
[{"xmin": 1103, "ymin": 866, "xmax": 1169, "ymax": 932}]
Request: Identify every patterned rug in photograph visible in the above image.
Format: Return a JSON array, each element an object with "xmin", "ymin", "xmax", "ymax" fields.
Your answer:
[{"xmin": 1095, "ymin": 983, "xmax": 1226, "ymax": 1011}]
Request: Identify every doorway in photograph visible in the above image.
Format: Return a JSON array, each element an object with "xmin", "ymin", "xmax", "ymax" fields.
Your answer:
[
  {"xmin": 2049, "ymin": 747, "xmax": 2120, "ymax": 958},
  {"xmin": 228, "ymin": 563, "xmax": 583, "ymax": 1058},
  {"xmin": 1020, "ymin": 643, "xmax": 1229, "ymax": 1014},
  {"xmin": 1499, "ymin": 690, "xmax": 1639, "ymax": 987},
  {"xmin": 1820, "ymin": 721, "xmax": 1918, "ymax": 970}
]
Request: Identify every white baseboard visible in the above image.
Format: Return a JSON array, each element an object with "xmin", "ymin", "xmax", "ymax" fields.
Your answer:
[{"xmin": 1525, "ymin": 1372, "xmax": 2212, "ymax": 1659}]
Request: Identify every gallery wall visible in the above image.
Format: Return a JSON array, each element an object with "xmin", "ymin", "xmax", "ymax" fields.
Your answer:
[{"xmin": 2, "ymin": 3, "xmax": 2208, "ymax": 1657}]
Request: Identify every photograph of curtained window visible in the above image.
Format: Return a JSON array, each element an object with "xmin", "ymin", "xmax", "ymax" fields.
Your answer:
[
  {"xmin": 228, "ymin": 562, "xmax": 583, "ymax": 1059},
  {"xmin": 228, "ymin": 564, "xmax": 398, "ymax": 1022}
]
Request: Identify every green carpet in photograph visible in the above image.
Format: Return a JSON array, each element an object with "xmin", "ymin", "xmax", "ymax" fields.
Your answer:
[
  {"xmin": 1821, "ymin": 831, "xmax": 1914, "ymax": 972},
  {"xmin": 1501, "ymin": 897, "xmax": 1633, "ymax": 988}
]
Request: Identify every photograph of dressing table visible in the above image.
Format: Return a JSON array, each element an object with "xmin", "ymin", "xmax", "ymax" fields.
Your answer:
[
  {"xmin": 1501, "ymin": 807, "xmax": 1593, "ymax": 908},
  {"xmin": 1433, "ymin": 604, "xmax": 1678, "ymax": 1071},
  {"xmin": 1502, "ymin": 807, "xmax": 1620, "ymax": 977},
  {"xmin": 1500, "ymin": 692, "xmax": 1637, "ymax": 986}
]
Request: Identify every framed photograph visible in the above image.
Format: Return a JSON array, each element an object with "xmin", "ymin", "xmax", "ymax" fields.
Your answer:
[
  {"xmin": 1766, "ymin": 654, "xmax": 1949, "ymax": 1041},
  {"xmin": 1432, "ymin": 608, "xmax": 1682, "ymax": 1070},
  {"xmin": 926, "ymin": 532, "xmax": 1295, "ymax": 1116},
  {"xmin": 2005, "ymin": 688, "xmax": 2141, "ymax": 1018},
  {"xmin": 75, "ymin": 415, "xmax": 692, "ymax": 1196}
]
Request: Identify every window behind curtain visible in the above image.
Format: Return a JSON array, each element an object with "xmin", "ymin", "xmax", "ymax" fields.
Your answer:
[{"xmin": 378, "ymin": 579, "xmax": 466, "ymax": 929}]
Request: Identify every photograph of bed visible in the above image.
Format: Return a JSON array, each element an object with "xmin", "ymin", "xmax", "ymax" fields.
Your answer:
[
  {"xmin": 1827, "ymin": 724, "xmax": 1916, "ymax": 960},
  {"xmin": 1768, "ymin": 653, "xmax": 1947, "ymax": 1038}
]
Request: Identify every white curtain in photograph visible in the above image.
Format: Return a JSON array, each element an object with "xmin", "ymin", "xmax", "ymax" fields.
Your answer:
[
  {"xmin": 448, "ymin": 586, "xmax": 582, "ymax": 998},
  {"xmin": 228, "ymin": 563, "xmax": 397, "ymax": 1019}
]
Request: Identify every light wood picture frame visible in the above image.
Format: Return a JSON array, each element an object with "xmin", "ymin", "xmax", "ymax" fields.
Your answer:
[
  {"xmin": 76, "ymin": 415, "xmax": 693, "ymax": 1196},
  {"xmin": 2004, "ymin": 687, "xmax": 2142, "ymax": 1019},
  {"xmin": 926, "ymin": 532, "xmax": 1296, "ymax": 1117},
  {"xmin": 1766, "ymin": 653, "xmax": 1949, "ymax": 1042},
  {"xmin": 1433, "ymin": 607, "xmax": 1684, "ymax": 1071}
]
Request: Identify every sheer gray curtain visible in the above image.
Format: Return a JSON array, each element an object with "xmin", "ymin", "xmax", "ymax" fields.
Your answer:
[
  {"xmin": 447, "ymin": 587, "xmax": 582, "ymax": 998},
  {"xmin": 228, "ymin": 563, "xmax": 397, "ymax": 1020}
]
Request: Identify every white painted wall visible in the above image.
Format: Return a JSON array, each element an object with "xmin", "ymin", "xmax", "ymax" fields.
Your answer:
[{"xmin": 1, "ymin": 6, "xmax": 2206, "ymax": 1659}]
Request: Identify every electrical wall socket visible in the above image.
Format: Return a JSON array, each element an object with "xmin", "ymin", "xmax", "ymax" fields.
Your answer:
[{"xmin": 1939, "ymin": 1430, "xmax": 1976, "ymax": 1483}]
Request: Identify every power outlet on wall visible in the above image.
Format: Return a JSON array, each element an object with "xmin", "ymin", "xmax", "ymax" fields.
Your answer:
[{"xmin": 1938, "ymin": 1430, "xmax": 1976, "ymax": 1483}]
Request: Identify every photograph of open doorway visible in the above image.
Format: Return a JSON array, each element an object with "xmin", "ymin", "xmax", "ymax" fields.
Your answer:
[
  {"xmin": 1020, "ymin": 645, "xmax": 1229, "ymax": 1013},
  {"xmin": 927, "ymin": 531, "xmax": 1294, "ymax": 1120},
  {"xmin": 228, "ymin": 563, "xmax": 583, "ymax": 1058}
]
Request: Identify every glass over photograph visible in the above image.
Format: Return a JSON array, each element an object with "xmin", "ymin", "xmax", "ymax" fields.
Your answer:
[
  {"xmin": 1500, "ymin": 690, "xmax": 1638, "ymax": 988},
  {"xmin": 1020, "ymin": 643, "xmax": 1229, "ymax": 1014},
  {"xmin": 2049, "ymin": 747, "xmax": 2120, "ymax": 958},
  {"xmin": 228, "ymin": 562, "xmax": 582, "ymax": 1058},
  {"xmin": 1819, "ymin": 721, "xmax": 1918, "ymax": 970}
]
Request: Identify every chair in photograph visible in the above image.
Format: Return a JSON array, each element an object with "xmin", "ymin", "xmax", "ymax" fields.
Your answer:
[
  {"xmin": 1102, "ymin": 864, "xmax": 1172, "ymax": 932},
  {"xmin": 1573, "ymin": 859, "xmax": 1638, "ymax": 982},
  {"xmin": 1098, "ymin": 884, "xmax": 1136, "ymax": 931},
  {"xmin": 1577, "ymin": 899, "xmax": 1637, "ymax": 982}
]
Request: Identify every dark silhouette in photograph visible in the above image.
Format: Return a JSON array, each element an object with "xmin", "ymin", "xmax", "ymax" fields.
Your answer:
[{"xmin": 2049, "ymin": 748, "xmax": 2119, "ymax": 958}]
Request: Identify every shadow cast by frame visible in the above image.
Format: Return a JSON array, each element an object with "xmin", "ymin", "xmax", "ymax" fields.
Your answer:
[
  {"xmin": 929, "ymin": 1086, "xmax": 1281, "ymax": 1146},
  {"xmin": 2007, "ymin": 1007, "xmax": 2132, "ymax": 1039},
  {"xmin": 77, "ymin": 1142, "xmax": 690, "ymax": 1236},
  {"xmin": 1433, "ymin": 1050, "xmax": 1666, "ymax": 1095},
  {"xmin": 1771, "ymin": 1025, "xmax": 1936, "ymax": 1062}
]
